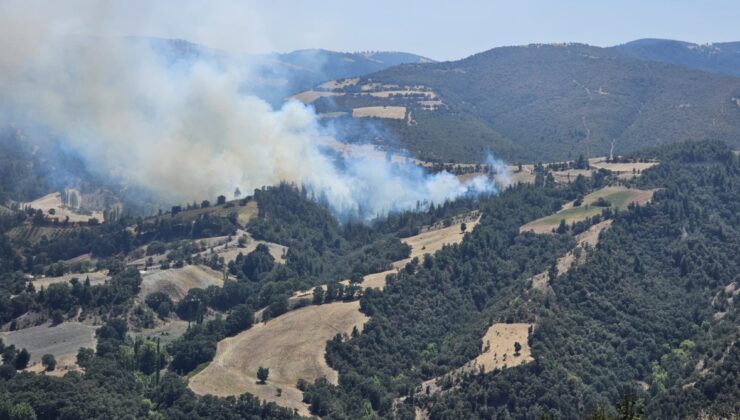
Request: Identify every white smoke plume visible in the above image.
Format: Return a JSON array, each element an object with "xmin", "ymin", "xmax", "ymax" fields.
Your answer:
[{"xmin": 0, "ymin": 1, "xmax": 506, "ymax": 221}]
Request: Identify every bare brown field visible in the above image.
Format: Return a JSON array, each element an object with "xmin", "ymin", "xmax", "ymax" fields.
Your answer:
[
  {"xmin": 23, "ymin": 192, "xmax": 104, "ymax": 223},
  {"xmin": 32, "ymin": 270, "xmax": 109, "ymax": 290},
  {"xmin": 531, "ymin": 220, "xmax": 613, "ymax": 291},
  {"xmin": 352, "ymin": 106, "xmax": 406, "ymax": 119},
  {"xmin": 138, "ymin": 265, "xmax": 224, "ymax": 301},
  {"xmin": 0, "ymin": 322, "xmax": 97, "ymax": 369},
  {"xmin": 291, "ymin": 90, "xmax": 343, "ymax": 104},
  {"xmin": 189, "ymin": 301, "xmax": 368, "ymax": 416},
  {"xmin": 520, "ymin": 186, "xmax": 655, "ymax": 234}
]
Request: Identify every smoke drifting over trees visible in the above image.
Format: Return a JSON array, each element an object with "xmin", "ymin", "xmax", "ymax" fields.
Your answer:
[{"xmin": 0, "ymin": 1, "xmax": 503, "ymax": 221}]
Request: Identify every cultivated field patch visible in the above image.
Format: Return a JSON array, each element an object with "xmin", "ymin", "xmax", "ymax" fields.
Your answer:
[
  {"xmin": 0, "ymin": 322, "xmax": 97, "ymax": 374},
  {"xmin": 189, "ymin": 301, "xmax": 368, "ymax": 416},
  {"xmin": 520, "ymin": 186, "xmax": 655, "ymax": 234},
  {"xmin": 352, "ymin": 106, "xmax": 407, "ymax": 119}
]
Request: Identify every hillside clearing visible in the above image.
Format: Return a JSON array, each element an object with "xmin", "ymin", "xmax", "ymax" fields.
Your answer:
[
  {"xmin": 418, "ymin": 323, "xmax": 534, "ymax": 396},
  {"xmin": 404, "ymin": 216, "xmax": 481, "ymax": 260},
  {"xmin": 531, "ymin": 220, "xmax": 613, "ymax": 291},
  {"xmin": 0, "ymin": 322, "xmax": 97, "ymax": 374},
  {"xmin": 520, "ymin": 186, "xmax": 655, "ymax": 234},
  {"xmin": 32, "ymin": 270, "xmax": 109, "ymax": 290},
  {"xmin": 138, "ymin": 265, "xmax": 224, "ymax": 301},
  {"xmin": 352, "ymin": 106, "xmax": 406, "ymax": 119},
  {"xmin": 319, "ymin": 78, "xmax": 359, "ymax": 90},
  {"xmin": 189, "ymin": 301, "xmax": 368, "ymax": 416},
  {"xmin": 291, "ymin": 90, "xmax": 343, "ymax": 104},
  {"xmin": 23, "ymin": 192, "xmax": 104, "ymax": 223}
]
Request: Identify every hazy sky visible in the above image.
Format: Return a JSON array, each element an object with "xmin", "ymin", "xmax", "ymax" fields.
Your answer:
[{"xmin": 6, "ymin": 0, "xmax": 740, "ymax": 61}]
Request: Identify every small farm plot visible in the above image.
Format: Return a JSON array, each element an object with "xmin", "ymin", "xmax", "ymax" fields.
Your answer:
[
  {"xmin": 0, "ymin": 322, "xmax": 97, "ymax": 365},
  {"xmin": 520, "ymin": 186, "xmax": 655, "ymax": 234}
]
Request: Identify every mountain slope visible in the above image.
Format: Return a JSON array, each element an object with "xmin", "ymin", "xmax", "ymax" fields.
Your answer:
[
  {"xmin": 614, "ymin": 38, "xmax": 740, "ymax": 77},
  {"xmin": 307, "ymin": 43, "xmax": 740, "ymax": 162},
  {"xmin": 145, "ymin": 37, "xmax": 432, "ymax": 102}
]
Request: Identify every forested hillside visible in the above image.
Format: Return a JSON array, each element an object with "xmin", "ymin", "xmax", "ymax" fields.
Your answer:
[
  {"xmin": 310, "ymin": 44, "xmax": 740, "ymax": 162},
  {"xmin": 614, "ymin": 39, "xmax": 740, "ymax": 77},
  {"xmin": 302, "ymin": 140, "xmax": 740, "ymax": 419}
]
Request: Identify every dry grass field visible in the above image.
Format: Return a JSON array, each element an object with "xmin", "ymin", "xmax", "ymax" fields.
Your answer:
[
  {"xmin": 473, "ymin": 323, "xmax": 534, "ymax": 372},
  {"xmin": 197, "ymin": 212, "xmax": 482, "ymax": 412},
  {"xmin": 418, "ymin": 323, "xmax": 534, "ymax": 396},
  {"xmin": 531, "ymin": 220, "xmax": 613, "ymax": 290},
  {"xmin": 291, "ymin": 90, "xmax": 343, "ymax": 104},
  {"xmin": 352, "ymin": 106, "xmax": 407, "ymax": 119},
  {"xmin": 404, "ymin": 216, "xmax": 480, "ymax": 260},
  {"xmin": 138, "ymin": 265, "xmax": 224, "ymax": 301},
  {"xmin": 0, "ymin": 322, "xmax": 97, "ymax": 374},
  {"xmin": 189, "ymin": 301, "xmax": 368, "ymax": 415},
  {"xmin": 520, "ymin": 186, "xmax": 655, "ymax": 234},
  {"xmin": 319, "ymin": 78, "xmax": 359, "ymax": 90},
  {"xmin": 589, "ymin": 157, "xmax": 659, "ymax": 174},
  {"xmin": 32, "ymin": 270, "xmax": 109, "ymax": 290},
  {"xmin": 23, "ymin": 192, "xmax": 104, "ymax": 223}
]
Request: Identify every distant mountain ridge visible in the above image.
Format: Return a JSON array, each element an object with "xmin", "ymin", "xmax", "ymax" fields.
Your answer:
[
  {"xmin": 142, "ymin": 37, "xmax": 433, "ymax": 103},
  {"xmin": 613, "ymin": 38, "xmax": 740, "ymax": 77},
  {"xmin": 303, "ymin": 42, "xmax": 740, "ymax": 162}
]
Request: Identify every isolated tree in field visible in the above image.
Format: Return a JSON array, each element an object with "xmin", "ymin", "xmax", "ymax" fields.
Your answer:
[
  {"xmin": 15, "ymin": 348, "xmax": 30, "ymax": 369},
  {"xmin": 257, "ymin": 366, "xmax": 269, "ymax": 384},
  {"xmin": 217, "ymin": 195, "xmax": 227, "ymax": 205},
  {"xmin": 460, "ymin": 222, "xmax": 467, "ymax": 233},
  {"xmin": 42, "ymin": 354, "xmax": 56, "ymax": 371},
  {"xmin": 514, "ymin": 342, "xmax": 522, "ymax": 357},
  {"xmin": 200, "ymin": 200, "xmax": 210, "ymax": 208},
  {"xmin": 234, "ymin": 187, "xmax": 242, "ymax": 198}
]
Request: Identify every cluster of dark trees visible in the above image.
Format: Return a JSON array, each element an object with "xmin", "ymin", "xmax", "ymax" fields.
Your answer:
[
  {"xmin": 165, "ymin": 184, "xmax": 416, "ymax": 374},
  {"xmin": 300, "ymin": 140, "xmax": 740, "ymax": 419},
  {"xmin": 0, "ymin": 263, "xmax": 142, "ymax": 328}
]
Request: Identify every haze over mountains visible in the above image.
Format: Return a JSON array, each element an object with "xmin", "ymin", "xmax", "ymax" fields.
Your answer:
[
  {"xmin": 301, "ymin": 40, "xmax": 740, "ymax": 162},
  {"xmin": 614, "ymin": 38, "xmax": 740, "ymax": 77}
]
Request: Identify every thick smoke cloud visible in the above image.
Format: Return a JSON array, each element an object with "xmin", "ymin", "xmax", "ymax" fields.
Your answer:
[{"xmin": 0, "ymin": 1, "xmax": 506, "ymax": 221}]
